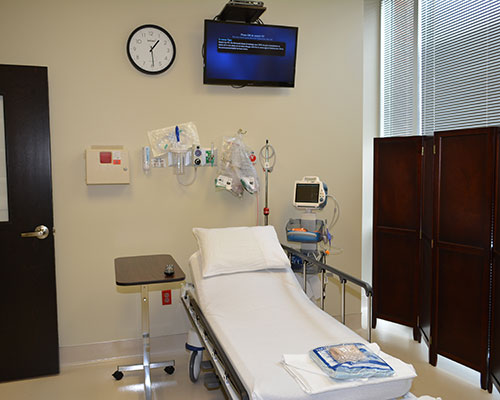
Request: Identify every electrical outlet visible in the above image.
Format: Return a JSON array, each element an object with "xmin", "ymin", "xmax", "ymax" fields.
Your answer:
[{"xmin": 162, "ymin": 289, "xmax": 172, "ymax": 305}]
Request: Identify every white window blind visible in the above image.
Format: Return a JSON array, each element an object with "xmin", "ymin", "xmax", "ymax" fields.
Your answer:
[
  {"xmin": 381, "ymin": 0, "xmax": 500, "ymax": 137},
  {"xmin": 421, "ymin": 0, "xmax": 500, "ymax": 135},
  {"xmin": 381, "ymin": 0, "xmax": 418, "ymax": 137}
]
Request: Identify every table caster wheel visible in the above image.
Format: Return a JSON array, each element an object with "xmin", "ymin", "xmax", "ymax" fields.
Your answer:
[
  {"xmin": 164, "ymin": 366, "xmax": 175, "ymax": 375},
  {"xmin": 112, "ymin": 370, "xmax": 124, "ymax": 380}
]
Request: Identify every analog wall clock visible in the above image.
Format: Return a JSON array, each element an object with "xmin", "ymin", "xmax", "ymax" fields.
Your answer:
[{"xmin": 127, "ymin": 24, "xmax": 176, "ymax": 75}]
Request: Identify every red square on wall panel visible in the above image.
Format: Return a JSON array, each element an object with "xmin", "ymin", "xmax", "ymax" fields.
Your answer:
[
  {"xmin": 100, "ymin": 151, "xmax": 112, "ymax": 164},
  {"xmin": 162, "ymin": 290, "xmax": 171, "ymax": 305}
]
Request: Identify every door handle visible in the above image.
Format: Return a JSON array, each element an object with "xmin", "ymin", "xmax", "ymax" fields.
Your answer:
[{"xmin": 20, "ymin": 225, "xmax": 49, "ymax": 240}]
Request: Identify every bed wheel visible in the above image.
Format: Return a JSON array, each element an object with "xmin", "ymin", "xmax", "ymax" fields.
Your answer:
[
  {"xmin": 112, "ymin": 370, "xmax": 124, "ymax": 380},
  {"xmin": 189, "ymin": 350, "xmax": 203, "ymax": 382},
  {"xmin": 164, "ymin": 366, "xmax": 175, "ymax": 375}
]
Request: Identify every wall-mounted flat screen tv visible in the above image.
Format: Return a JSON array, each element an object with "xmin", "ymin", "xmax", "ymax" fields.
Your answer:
[{"xmin": 203, "ymin": 20, "xmax": 298, "ymax": 88}]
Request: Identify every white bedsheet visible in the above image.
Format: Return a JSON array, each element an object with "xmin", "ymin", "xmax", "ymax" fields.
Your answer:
[{"xmin": 189, "ymin": 252, "xmax": 416, "ymax": 400}]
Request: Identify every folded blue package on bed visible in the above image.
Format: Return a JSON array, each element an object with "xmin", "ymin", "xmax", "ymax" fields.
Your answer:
[{"xmin": 309, "ymin": 343, "xmax": 395, "ymax": 380}]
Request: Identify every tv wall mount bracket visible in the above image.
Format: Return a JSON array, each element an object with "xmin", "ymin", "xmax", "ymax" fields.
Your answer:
[{"xmin": 217, "ymin": 0, "xmax": 266, "ymax": 23}]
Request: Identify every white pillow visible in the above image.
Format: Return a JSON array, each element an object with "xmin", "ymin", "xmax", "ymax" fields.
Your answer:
[{"xmin": 192, "ymin": 225, "xmax": 291, "ymax": 278}]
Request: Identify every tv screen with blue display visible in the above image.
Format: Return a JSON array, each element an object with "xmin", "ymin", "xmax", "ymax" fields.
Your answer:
[{"xmin": 203, "ymin": 20, "xmax": 298, "ymax": 87}]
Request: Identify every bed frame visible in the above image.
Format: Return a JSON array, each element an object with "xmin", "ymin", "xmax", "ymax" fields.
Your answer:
[{"xmin": 181, "ymin": 244, "xmax": 374, "ymax": 400}]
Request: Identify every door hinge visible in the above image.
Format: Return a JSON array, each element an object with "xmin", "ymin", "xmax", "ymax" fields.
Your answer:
[
  {"xmin": 431, "ymin": 239, "xmax": 434, "ymax": 248},
  {"xmin": 433, "ymin": 144, "xmax": 436, "ymax": 155},
  {"xmin": 419, "ymin": 230, "xmax": 422, "ymax": 240},
  {"xmin": 429, "ymin": 337, "xmax": 432, "ymax": 345},
  {"xmin": 417, "ymin": 316, "xmax": 420, "ymax": 326},
  {"xmin": 421, "ymin": 146, "xmax": 424, "ymax": 156}
]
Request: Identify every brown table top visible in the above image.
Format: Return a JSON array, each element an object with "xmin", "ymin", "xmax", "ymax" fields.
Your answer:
[{"xmin": 114, "ymin": 254, "xmax": 185, "ymax": 286}]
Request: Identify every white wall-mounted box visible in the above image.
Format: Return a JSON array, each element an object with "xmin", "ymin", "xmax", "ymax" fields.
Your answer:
[{"xmin": 85, "ymin": 145, "xmax": 130, "ymax": 185}]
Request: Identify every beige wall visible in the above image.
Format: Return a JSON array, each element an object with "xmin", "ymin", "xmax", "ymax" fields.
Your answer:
[
  {"xmin": 362, "ymin": 0, "xmax": 381, "ymax": 285},
  {"xmin": 0, "ymin": 0, "xmax": 364, "ymax": 347}
]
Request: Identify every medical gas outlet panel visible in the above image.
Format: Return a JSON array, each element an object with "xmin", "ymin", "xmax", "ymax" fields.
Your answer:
[{"xmin": 142, "ymin": 145, "xmax": 217, "ymax": 172}]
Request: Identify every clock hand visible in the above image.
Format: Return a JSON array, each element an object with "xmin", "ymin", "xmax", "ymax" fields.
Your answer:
[
  {"xmin": 150, "ymin": 40, "xmax": 159, "ymax": 52},
  {"xmin": 149, "ymin": 40, "xmax": 159, "ymax": 67}
]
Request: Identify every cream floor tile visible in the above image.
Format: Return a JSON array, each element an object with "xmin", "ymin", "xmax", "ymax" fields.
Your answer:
[
  {"xmin": 0, "ymin": 350, "xmax": 224, "ymax": 400},
  {"xmin": 371, "ymin": 319, "xmax": 500, "ymax": 400},
  {"xmin": 1, "ymin": 319, "xmax": 499, "ymax": 399}
]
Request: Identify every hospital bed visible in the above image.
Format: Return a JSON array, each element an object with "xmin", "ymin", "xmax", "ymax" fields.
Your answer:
[{"xmin": 181, "ymin": 226, "xmax": 417, "ymax": 400}]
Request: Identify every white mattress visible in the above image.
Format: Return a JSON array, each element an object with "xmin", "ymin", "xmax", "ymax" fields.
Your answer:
[{"xmin": 189, "ymin": 252, "xmax": 416, "ymax": 400}]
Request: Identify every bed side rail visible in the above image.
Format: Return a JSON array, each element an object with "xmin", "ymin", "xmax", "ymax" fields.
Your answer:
[
  {"xmin": 182, "ymin": 290, "xmax": 250, "ymax": 400},
  {"xmin": 281, "ymin": 244, "xmax": 373, "ymax": 342}
]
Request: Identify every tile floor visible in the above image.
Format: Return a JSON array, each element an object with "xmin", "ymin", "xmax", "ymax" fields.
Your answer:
[
  {"xmin": 370, "ymin": 319, "xmax": 500, "ymax": 400},
  {"xmin": 1, "ymin": 318, "xmax": 499, "ymax": 400}
]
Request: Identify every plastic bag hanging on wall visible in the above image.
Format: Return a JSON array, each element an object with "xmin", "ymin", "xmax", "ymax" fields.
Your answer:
[
  {"xmin": 147, "ymin": 122, "xmax": 200, "ymax": 158},
  {"xmin": 215, "ymin": 129, "xmax": 259, "ymax": 197}
]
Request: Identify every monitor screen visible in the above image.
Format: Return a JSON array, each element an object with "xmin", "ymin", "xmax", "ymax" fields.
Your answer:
[
  {"xmin": 203, "ymin": 20, "xmax": 298, "ymax": 87},
  {"xmin": 295, "ymin": 184, "xmax": 320, "ymax": 204}
]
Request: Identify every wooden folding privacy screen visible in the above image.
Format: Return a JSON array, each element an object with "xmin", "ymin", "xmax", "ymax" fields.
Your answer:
[{"xmin": 372, "ymin": 127, "xmax": 500, "ymax": 392}]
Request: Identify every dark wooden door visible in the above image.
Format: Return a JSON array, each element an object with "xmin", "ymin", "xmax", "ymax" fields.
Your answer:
[
  {"xmin": 491, "ymin": 133, "xmax": 500, "ymax": 392},
  {"xmin": 0, "ymin": 65, "xmax": 59, "ymax": 381},
  {"xmin": 432, "ymin": 127, "xmax": 496, "ymax": 390},
  {"xmin": 372, "ymin": 136, "xmax": 423, "ymax": 341}
]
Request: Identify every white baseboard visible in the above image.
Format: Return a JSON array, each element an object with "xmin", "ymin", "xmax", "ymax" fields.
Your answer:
[{"xmin": 59, "ymin": 333, "xmax": 187, "ymax": 367}]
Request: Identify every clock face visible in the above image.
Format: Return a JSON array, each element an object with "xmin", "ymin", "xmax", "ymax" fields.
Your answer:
[{"xmin": 127, "ymin": 24, "xmax": 176, "ymax": 74}]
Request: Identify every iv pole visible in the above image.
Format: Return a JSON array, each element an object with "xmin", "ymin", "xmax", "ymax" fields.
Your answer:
[{"xmin": 259, "ymin": 140, "xmax": 276, "ymax": 226}]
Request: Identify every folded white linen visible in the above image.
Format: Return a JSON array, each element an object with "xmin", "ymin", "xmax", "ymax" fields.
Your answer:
[
  {"xmin": 282, "ymin": 343, "xmax": 417, "ymax": 396},
  {"xmin": 401, "ymin": 394, "xmax": 442, "ymax": 400}
]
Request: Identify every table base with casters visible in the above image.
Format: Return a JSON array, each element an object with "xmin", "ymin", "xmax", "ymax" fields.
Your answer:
[{"xmin": 113, "ymin": 254, "xmax": 185, "ymax": 400}]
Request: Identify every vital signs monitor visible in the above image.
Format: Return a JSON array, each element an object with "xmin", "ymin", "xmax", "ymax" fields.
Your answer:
[{"xmin": 293, "ymin": 176, "xmax": 327, "ymax": 209}]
